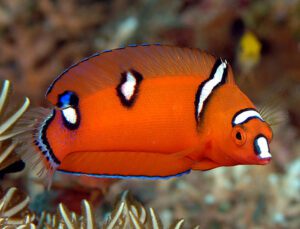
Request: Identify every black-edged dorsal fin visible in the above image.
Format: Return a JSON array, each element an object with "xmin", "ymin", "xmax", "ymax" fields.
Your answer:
[{"xmin": 46, "ymin": 44, "xmax": 235, "ymax": 105}]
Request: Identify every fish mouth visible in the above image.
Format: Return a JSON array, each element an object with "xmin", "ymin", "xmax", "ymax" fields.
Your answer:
[{"xmin": 254, "ymin": 135, "xmax": 272, "ymax": 161}]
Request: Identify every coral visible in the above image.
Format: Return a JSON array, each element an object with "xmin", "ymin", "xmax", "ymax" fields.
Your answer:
[
  {"xmin": 0, "ymin": 187, "xmax": 35, "ymax": 227},
  {"xmin": 0, "ymin": 187, "xmax": 199, "ymax": 229},
  {"xmin": 0, "ymin": 80, "xmax": 29, "ymax": 173},
  {"xmin": 102, "ymin": 191, "xmax": 200, "ymax": 229}
]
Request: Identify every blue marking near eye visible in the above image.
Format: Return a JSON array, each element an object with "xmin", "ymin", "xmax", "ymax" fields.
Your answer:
[
  {"xmin": 59, "ymin": 92, "xmax": 73, "ymax": 107},
  {"xmin": 57, "ymin": 169, "xmax": 191, "ymax": 180}
]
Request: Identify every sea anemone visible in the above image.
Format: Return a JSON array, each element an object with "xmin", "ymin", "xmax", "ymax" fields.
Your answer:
[
  {"xmin": 0, "ymin": 80, "xmax": 30, "ymax": 174},
  {"xmin": 0, "ymin": 187, "xmax": 35, "ymax": 227},
  {"xmin": 0, "ymin": 187, "xmax": 199, "ymax": 228}
]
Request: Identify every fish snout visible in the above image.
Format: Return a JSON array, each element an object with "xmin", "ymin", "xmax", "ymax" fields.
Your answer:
[{"xmin": 254, "ymin": 134, "xmax": 272, "ymax": 160}]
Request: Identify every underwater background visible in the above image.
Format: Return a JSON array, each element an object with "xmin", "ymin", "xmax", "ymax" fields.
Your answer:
[{"xmin": 0, "ymin": 0, "xmax": 299, "ymax": 228}]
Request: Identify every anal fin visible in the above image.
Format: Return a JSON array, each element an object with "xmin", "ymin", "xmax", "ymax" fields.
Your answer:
[{"xmin": 58, "ymin": 151, "xmax": 194, "ymax": 179}]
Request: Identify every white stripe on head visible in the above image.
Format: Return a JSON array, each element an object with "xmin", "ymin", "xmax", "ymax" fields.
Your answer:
[
  {"xmin": 233, "ymin": 109, "xmax": 264, "ymax": 126},
  {"xmin": 121, "ymin": 71, "xmax": 137, "ymax": 101},
  {"xmin": 196, "ymin": 60, "xmax": 227, "ymax": 119},
  {"xmin": 62, "ymin": 107, "xmax": 77, "ymax": 124},
  {"xmin": 255, "ymin": 136, "xmax": 271, "ymax": 159}
]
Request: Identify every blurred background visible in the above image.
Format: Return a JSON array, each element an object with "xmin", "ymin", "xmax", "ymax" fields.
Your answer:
[{"xmin": 0, "ymin": 0, "xmax": 299, "ymax": 228}]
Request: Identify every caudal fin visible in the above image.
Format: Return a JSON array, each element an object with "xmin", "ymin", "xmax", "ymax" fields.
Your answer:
[{"xmin": 12, "ymin": 107, "xmax": 58, "ymax": 184}]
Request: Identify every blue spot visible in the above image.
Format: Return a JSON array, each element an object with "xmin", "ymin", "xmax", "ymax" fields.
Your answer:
[
  {"xmin": 57, "ymin": 91, "xmax": 79, "ymax": 109},
  {"xmin": 59, "ymin": 92, "xmax": 72, "ymax": 107}
]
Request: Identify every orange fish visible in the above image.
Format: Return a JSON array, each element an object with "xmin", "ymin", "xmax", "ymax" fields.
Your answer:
[{"xmin": 14, "ymin": 44, "xmax": 273, "ymax": 180}]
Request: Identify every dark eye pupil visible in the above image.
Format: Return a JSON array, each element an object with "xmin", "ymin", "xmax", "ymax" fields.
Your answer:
[{"xmin": 236, "ymin": 132, "xmax": 242, "ymax": 140}]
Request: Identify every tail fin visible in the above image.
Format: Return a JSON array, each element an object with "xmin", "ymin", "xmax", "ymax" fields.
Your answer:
[{"xmin": 12, "ymin": 107, "xmax": 58, "ymax": 185}]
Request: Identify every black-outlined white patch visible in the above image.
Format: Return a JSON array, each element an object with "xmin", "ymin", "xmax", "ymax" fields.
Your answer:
[
  {"xmin": 36, "ymin": 110, "xmax": 60, "ymax": 167},
  {"xmin": 57, "ymin": 91, "xmax": 80, "ymax": 130},
  {"xmin": 62, "ymin": 107, "xmax": 78, "ymax": 125},
  {"xmin": 254, "ymin": 134, "xmax": 271, "ymax": 159},
  {"xmin": 61, "ymin": 107, "xmax": 80, "ymax": 130},
  {"xmin": 232, "ymin": 108, "xmax": 264, "ymax": 126},
  {"xmin": 194, "ymin": 58, "xmax": 228, "ymax": 124},
  {"xmin": 116, "ymin": 69, "xmax": 143, "ymax": 107}
]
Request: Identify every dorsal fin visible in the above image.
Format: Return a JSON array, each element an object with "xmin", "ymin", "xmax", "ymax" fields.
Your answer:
[{"xmin": 46, "ymin": 44, "xmax": 235, "ymax": 106}]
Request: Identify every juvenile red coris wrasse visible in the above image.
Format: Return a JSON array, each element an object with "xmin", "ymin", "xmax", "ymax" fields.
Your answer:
[{"xmin": 14, "ymin": 44, "xmax": 273, "ymax": 180}]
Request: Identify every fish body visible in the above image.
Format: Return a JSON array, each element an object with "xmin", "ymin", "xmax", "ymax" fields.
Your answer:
[{"xmin": 14, "ymin": 45, "xmax": 273, "ymax": 179}]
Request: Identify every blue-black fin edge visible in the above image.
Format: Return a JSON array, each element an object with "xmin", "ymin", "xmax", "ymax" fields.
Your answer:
[
  {"xmin": 46, "ymin": 43, "xmax": 161, "ymax": 96},
  {"xmin": 57, "ymin": 169, "xmax": 191, "ymax": 180}
]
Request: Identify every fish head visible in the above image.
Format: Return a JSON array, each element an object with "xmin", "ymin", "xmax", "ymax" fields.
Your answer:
[
  {"xmin": 201, "ymin": 84, "xmax": 273, "ymax": 167},
  {"xmin": 229, "ymin": 115, "xmax": 273, "ymax": 165}
]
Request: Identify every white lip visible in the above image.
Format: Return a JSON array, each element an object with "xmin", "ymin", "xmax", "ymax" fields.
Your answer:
[{"xmin": 255, "ymin": 136, "xmax": 272, "ymax": 159}]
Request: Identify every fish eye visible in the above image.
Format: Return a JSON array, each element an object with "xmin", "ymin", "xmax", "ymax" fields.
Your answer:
[
  {"xmin": 236, "ymin": 131, "xmax": 242, "ymax": 140},
  {"xmin": 232, "ymin": 126, "xmax": 247, "ymax": 146}
]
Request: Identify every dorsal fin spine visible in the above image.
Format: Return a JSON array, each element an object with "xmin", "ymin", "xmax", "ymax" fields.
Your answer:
[
  {"xmin": 46, "ymin": 52, "xmax": 100, "ymax": 96},
  {"xmin": 46, "ymin": 44, "xmax": 163, "ymax": 96},
  {"xmin": 46, "ymin": 44, "xmax": 231, "ymax": 106}
]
